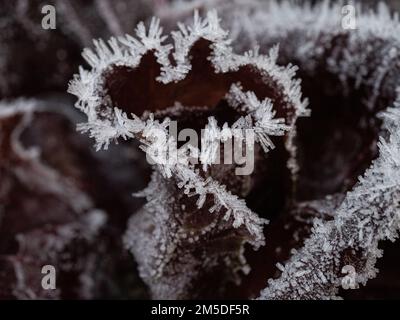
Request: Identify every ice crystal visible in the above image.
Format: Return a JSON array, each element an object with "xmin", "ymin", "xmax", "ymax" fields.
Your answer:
[
  {"xmin": 259, "ymin": 103, "xmax": 400, "ymax": 299},
  {"xmin": 69, "ymin": 10, "xmax": 308, "ymax": 298},
  {"xmin": 226, "ymin": 83, "xmax": 293, "ymax": 153}
]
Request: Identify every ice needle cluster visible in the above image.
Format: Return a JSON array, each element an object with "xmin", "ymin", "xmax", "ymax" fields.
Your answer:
[{"xmin": 69, "ymin": 10, "xmax": 307, "ymax": 298}]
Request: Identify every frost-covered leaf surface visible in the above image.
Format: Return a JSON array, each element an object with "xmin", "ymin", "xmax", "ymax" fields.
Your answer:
[
  {"xmin": 69, "ymin": 10, "xmax": 309, "ymax": 298},
  {"xmin": 259, "ymin": 103, "xmax": 400, "ymax": 300},
  {"xmin": 207, "ymin": 0, "xmax": 400, "ymax": 300},
  {"xmin": 2, "ymin": 0, "xmax": 400, "ymax": 300},
  {"xmin": 156, "ymin": 0, "xmax": 400, "ymax": 299}
]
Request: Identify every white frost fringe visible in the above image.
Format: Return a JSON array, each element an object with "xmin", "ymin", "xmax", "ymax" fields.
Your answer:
[{"xmin": 68, "ymin": 11, "xmax": 308, "ymax": 245}]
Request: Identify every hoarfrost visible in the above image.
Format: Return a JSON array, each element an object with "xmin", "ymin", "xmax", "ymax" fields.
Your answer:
[{"xmin": 69, "ymin": 10, "xmax": 308, "ymax": 298}]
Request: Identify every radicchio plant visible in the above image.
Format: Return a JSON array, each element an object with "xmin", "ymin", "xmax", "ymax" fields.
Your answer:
[
  {"xmin": 1, "ymin": 0, "xmax": 400, "ymax": 300},
  {"xmin": 68, "ymin": 10, "xmax": 308, "ymax": 298}
]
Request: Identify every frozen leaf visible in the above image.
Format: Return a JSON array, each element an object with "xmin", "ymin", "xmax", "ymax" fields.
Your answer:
[{"xmin": 69, "ymin": 11, "xmax": 307, "ymax": 298}]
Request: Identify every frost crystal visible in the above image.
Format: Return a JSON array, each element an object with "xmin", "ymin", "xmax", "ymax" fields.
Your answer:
[
  {"xmin": 259, "ymin": 104, "xmax": 400, "ymax": 299},
  {"xmin": 69, "ymin": 10, "xmax": 307, "ymax": 298}
]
